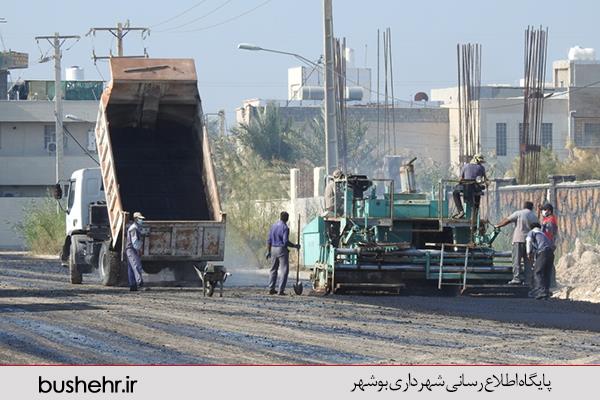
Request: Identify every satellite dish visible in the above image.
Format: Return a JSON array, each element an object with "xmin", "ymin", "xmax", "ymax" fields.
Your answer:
[{"xmin": 414, "ymin": 92, "xmax": 429, "ymax": 102}]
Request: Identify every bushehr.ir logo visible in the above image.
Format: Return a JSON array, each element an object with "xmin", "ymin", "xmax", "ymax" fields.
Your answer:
[{"xmin": 39, "ymin": 376, "xmax": 138, "ymax": 394}]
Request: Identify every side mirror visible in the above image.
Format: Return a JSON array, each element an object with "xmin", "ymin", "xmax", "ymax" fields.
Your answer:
[{"xmin": 52, "ymin": 183, "xmax": 63, "ymax": 200}]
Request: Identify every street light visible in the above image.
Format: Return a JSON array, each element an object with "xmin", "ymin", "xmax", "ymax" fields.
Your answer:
[
  {"xmin": 65, "ymin": 114, "xmax": 91, "ymax": 122},
  {"xmin": 237, "ymin": 43, "xmax": 320, "ymax": 68},
  {"xmin": 237, "ymin": 42, "xmax": 338, "ymax": 174}
]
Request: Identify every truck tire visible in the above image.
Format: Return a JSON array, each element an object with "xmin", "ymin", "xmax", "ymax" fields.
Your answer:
[
  {"xmin": 69, "ymin": 239, "xmax": 83, "ymax": 284},
  {"xmin": 98, "ymin": 241, "xmax": 123, "ymax": 286}
]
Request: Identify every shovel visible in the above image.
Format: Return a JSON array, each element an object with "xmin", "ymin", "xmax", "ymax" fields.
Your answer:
[{"xmin": 293, "ymin": 215, "xmax": 303, "ymax": 295}]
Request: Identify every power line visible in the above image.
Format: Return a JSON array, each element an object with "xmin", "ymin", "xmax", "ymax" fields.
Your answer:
[
  {"xmin": 63, "ymin": 125, "xmax": 100, "ymax": 166},
  {"xmin": 162, "ymin": 0, "xmax": 271, "ymax": 33},
  {"xmin": 150, "ymin": 0, "xmax": 209, "ymax": 28},
  {"xmin": 87, "ymin": 21, "xmax": 149, "ymax": 61},
  {"xmin": 156, "ymin": 0, "xmax": 235, "ymax": 32}
]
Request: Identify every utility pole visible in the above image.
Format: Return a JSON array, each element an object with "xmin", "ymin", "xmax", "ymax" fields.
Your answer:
[
  {"xmin": 34, "ymin": 33, "xmax": 80, "ymax": 193},
  {"xmin": 87, "ymin": 21, "xmax": 149, "ymax": 61},
  {"xmin": 323, "ymin": 0, "xmax": 338, "ymax": 175},
  {"xmin": 218, "ymin": 110, "xmax": 226, "ymax": 136}
]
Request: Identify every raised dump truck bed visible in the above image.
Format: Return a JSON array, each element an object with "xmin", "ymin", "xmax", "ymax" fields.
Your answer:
[{"xmin": 94, "ymin": 58, "xmax": 225, "ymax": 282}]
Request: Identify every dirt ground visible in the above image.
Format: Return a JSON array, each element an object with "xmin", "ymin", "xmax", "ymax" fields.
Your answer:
[{"xmin": 1, "ymin": 251, "xmax": 599, "ymax": 365}]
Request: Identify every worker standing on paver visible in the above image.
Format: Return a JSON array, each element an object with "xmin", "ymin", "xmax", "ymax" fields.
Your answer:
[
  {"xmin": 266, "ymin": 211, "xmax": 300, "ymax": 295},
  {"xmin": 452, "ymin": 154, "xmax": 487, "ymax": 219},
  {"xmin": 526, "ymin": 222, "xmax": 555, "ymax": 299},
  {"xmin": 324, "ymin": 169, "xmax": 344, "ymax": 216},
  {"xmin": 126, "ymin": 212, "xmax": 145, "ymax": 292},
  {"xmin": 496, "ymin": 201, "xmax": 539, "ymax": 285}
]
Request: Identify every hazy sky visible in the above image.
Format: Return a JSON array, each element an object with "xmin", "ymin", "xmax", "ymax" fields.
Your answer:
[{"xmin": 1, "ymin": 0, "xmax": 599, "ymax": 124}]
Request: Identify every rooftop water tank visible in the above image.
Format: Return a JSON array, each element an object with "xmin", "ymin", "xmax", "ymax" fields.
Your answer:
[
  {"xmin": 66, "ymin": 66, "xmax": 84, "ymax": 81},
  {"xmin": 568, "ymin": 46, "xmax": 596, "ymax": 61}
]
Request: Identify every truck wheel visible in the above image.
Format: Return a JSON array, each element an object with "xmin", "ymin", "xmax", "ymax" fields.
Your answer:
[
  {"xmin": 99, "ymin": 242, "xmax": 122, "ymax": 286},
  {"xmin": 69, "ymin": 239, "xmax": 83, "ymax": 284},
  {"xmin": 205, "ymin": 281, "xmax": 215, "ymax": 297}
]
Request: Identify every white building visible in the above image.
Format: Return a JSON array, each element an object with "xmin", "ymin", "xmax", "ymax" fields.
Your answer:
[
  {"xmin": 0, "ymin": 98, "xmax": 99, "ymax": 197},
  {"xmin": 431, "ymin": 48, "xmax": 600, "ymax": 172}
]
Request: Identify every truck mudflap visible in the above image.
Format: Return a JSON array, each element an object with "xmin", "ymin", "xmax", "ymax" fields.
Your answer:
[{"xmin": 141, "ymin": 220, "xmax": 225, "ymax": 261}]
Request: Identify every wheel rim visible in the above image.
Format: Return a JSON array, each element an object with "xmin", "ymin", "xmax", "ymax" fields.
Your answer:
[{"xmin": 99, "ymin": 247, "xmax": 109, "ymax": 281}]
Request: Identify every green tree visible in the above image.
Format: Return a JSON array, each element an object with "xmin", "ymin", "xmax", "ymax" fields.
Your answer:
[
  {"xmin": 232, "ymin": 103, "xmax": 295, "ymax": 164},
  {"xmin": 210, "ymin": 135, "xmax": 288, "ymax": 265},
  {"xmin": 292, "ymin": 111, "xmax": 377, "ymax": 173}
]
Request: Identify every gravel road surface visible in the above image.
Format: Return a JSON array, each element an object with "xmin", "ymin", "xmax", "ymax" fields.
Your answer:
[{"xmin": 1, "ymin": 252, "xmax": 599, "ymax": 365}]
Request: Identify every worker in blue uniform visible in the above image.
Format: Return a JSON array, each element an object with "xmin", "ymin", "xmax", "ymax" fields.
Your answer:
[
  {"xmin": 266, "ymin": 211, "xmax": 300, "ymax": 295},
  {"xmin": 126, "ymin": 212, "xmax": 145, "ymax": 291},
  {"xmin": 526, "ymin": 222, "xmax": 555, "ymax": 300}
]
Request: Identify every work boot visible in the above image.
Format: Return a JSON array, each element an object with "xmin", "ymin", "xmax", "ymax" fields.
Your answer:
[
  {"xmin": 129, "ymin": 285, "xmax": 138, "ymax": 292},
  {"xmin": 278, "ymin": 291, "xmax": 287, "ymax": 296},
  {"xmin": 268, "ymin": 288, "xmax": 277, "ymax": 295},
  {"xmin": 452, "ymin": 211, "xmax": 465, "ymax": 219}
]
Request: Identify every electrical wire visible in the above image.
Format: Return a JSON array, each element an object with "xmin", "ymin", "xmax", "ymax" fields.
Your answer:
[
  {"xmin": 162, "ymin": 0, "xmax": 271, "ymax": 33},
  {"xmin": 63, "ymin": 125, "xmax": 100, "ymax": 166},
  {"xmin": 64, "ymin": 37, "xmax": 80, "ymax": 51},
  {"xmin": 94, "ymin": 60, "xmax": 107, "ymax": 81},
  {"xmin": 150, "ymin": 0, "xmax": 210, "ymax": 28},
  {"xmin": 155, "ymin": 0, "xmax": 235, "ymax": 32}
]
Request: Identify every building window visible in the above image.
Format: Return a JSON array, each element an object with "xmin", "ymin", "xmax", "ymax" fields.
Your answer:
[
  {"xmin": 44, "ymin": 125, "xmax": 68, "ymax": 150},
  {"xmin": 518, "ymin": 123, "xmax": 528, "ymax": 144},
  {"xmin": 541, "ymin": 123, "xmax": 552, "ymax": 149},
  {"xmin": 496, "ymin": 123, "xmax": 507, "ymax": 156},
  {"xmin": 520, "ymin": 122, "xmax": 552, "ymax": 148},
  {"xmin": 576, "ymin": 123, "xmax": 600, "ymax": 147}
]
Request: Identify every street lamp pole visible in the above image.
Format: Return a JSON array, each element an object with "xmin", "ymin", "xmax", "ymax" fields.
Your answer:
[{"xmin": 238, "ymin": 36, "xmax": 339, "ymax": 174}]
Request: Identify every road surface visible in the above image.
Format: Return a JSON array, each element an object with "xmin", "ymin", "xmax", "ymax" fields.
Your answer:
[{"xmin": 1, "ymin": 252, "xmax": 599, "ymax": 364}]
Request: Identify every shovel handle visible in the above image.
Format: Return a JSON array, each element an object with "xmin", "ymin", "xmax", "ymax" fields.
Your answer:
[{"xmin": 296, "ymin": 215, "xmax": 301, "ymax": 281}]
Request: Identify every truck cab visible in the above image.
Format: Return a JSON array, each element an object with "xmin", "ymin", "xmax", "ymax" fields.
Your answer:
[
  {"xmin": 66, "ymin": 168, "xmax": 105, "ymax": 235},
  {"xmin": 60, "ymin": 168, "xmax": 110, "ymax": 284}
]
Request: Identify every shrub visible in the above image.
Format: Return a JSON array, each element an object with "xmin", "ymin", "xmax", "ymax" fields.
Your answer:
[{"xmin": 17, "ymin": 198, "xmax": 65, "ymax": 255}]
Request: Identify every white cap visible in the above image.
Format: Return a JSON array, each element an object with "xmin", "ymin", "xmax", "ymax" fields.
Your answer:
[{"xmin": 133, "ymin": 212, "xmax": 145, "ymax": 220}]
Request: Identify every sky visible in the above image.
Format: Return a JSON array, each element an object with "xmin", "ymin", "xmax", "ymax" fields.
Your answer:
[{"xmin": 1, "ymin": 0, "xmax": 600, "ymax": 126}]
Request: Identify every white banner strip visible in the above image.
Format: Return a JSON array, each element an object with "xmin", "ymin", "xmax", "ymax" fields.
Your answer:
[{"xmin": 0, "ymin": 365, "xmax": 598, "ymax": 399}]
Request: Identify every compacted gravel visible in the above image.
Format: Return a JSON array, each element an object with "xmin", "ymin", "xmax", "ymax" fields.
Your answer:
[{"xmin": 1, "ymin": 252, "xmax": 599, "ymax": 365}]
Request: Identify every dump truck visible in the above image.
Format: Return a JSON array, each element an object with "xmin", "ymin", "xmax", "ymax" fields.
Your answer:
[{"xmin": 59, "ymin": 58, "xmax": 225, "ymax": 286}]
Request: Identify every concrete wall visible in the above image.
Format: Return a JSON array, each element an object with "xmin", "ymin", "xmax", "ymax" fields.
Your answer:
[
  {"xmin": 481, "ymin": 179, "xmax": 600, "ymax": 253},
  {"xmin": 0, "ymin": 197, "xmax": 47, "ymax": 249}
]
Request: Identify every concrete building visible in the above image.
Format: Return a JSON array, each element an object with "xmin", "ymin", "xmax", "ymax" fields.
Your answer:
[
  {"xmin": 0, "ymin": 97, "xmax": 99, "ymax": 197},
  {"xmin": 236, "ymin": 98, "xmax": 450, "ymax": 169}
]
